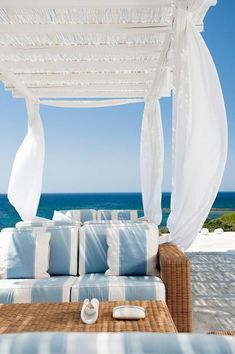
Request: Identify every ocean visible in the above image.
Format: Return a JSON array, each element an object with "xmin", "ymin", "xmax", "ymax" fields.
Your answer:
[{"xmin": 0, "ymin": 192, "xmax": 234, "ymax": 230}]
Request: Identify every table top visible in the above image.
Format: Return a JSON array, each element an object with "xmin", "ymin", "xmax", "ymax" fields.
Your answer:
[{"xmin": 0, "ymin": 300, "xmax": 177, "ymax": 334}]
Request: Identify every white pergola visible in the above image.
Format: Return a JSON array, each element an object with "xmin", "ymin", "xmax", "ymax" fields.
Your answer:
[
  {"xmin": 0, "ymin": 0, "xmax": 228, "ymax": 249},
  {"xmin": 0, "ymin": 0, "xmax": 212, "ymax": 100}
]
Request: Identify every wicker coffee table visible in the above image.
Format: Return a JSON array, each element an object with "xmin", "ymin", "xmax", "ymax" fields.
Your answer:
[{"xmin": 0, "ymin": 300, "xmax": 177, "ymax": 334}]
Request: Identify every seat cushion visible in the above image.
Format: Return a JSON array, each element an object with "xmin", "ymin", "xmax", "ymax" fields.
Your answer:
[
  {"xmin": 0, "ymin": 333, "xmax": 234, "ymax": 354},
  {"xmin": 0, "ymin": 276, "xmax": 76, "ymax": 304},
  {"xmin": 53, "ymin": 209, "xmax": 96, "ymax": 223},
  {"xmin": 97, "ymin": 210, "xmax": 138, "ymax": 221},
  {"xmin": 71, "ymin": 274, "xmax": 165, "ymax": 302},
  {"xmin": 15, "ymin": 225, "xmax": 79, "ymax": 276},
  {"xmin": 0, "ymin": 228, "xmax": 51, "ymax": 279}
]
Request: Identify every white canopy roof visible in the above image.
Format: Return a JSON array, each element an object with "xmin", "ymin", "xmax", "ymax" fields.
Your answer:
[
  {"xmin": 2, "ymin": 0, "xmax": 228, "ymax": 251},
  {"xmin": 0, "ymin": 0, "xmax": 215, "ymax": 100}
]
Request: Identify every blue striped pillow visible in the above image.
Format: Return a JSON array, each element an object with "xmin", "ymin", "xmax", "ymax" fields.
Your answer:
[
  {"xmin": 79, "ymin": 224, "xmax": 109, "ymax": 275},
  {"xmin": 83, "ymin": 220, "xmax": 146, "ymax": 225},
  {"xmin": 105, "ymin": 224, "xmax": 159, "ymax": 276},
  {"xmin": 15, "ymin": 224, "xmax": 79, "ymax": 276},
  {"xmin": 0, "ymin": 228, "xmax": 51, "ymax": 279},
  {"xmin": 97, "ymin": 210, "xmax": 138, "ymax": 221},
  {"xmin": 16, "ymin": 220, "xmax": 81, "ymax": 228},
  {"xmin": 53, "ymin": 209, "xmax": 96, "ymax": 224}
]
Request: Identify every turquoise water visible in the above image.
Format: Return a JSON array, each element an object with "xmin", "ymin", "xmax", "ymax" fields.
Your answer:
[{"xmin": 0, "ymin": 192, "xmax": 234, "ymax": 230}]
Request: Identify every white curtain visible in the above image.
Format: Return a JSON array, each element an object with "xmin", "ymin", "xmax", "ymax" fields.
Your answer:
[
  {"xmin": 167, "ymin": 8, "xmax": 228, "ymax": 249},
  {"xmin": 140, "ymin": 99, "xmax": 164, "ymax": 225},
  {"xmin": 8, "ymin": 99, "xmax": 45, "ymax": 221},
  {"xmin": 140, "ymin": 65, "xmax": 172, "ymax": 225},
  {"xmin": 40, "ymin": 98, "xmax": 144, "ymax": 108}
]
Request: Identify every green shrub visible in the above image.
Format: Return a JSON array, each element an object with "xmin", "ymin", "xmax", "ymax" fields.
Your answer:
[
  {"xmin": 203, "ymin": 217, "xmax": 235, "ymax": 232},
  {"xmin": 220, "ymin": 212, "xmax": 235, "ymax": 225},
  {"xmin": 159, "ymin": 226, "xmax": 169, "ymax": 234}
]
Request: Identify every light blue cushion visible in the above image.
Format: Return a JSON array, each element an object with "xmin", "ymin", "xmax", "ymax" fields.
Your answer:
[
  {"xmin": 0, "ymin": 332, "xmax": 234, "ymax": 354},
  {"xmin": 71, "ymin": 273, "xmax": 165, "ymax": 302},
  {"xmin": 53, "ymin": 209, "xmax": 96, "ymax": 224},
  {"xmin": 106, "ymin": 224, "xmax": 159, "ymax": 276},
  {"xmin": 0, "ymin": 276, "xmax": 76, "ymax": 304},
  {"xmin": 83, "ymin": 220, "xmax": 146, "ymax": 225},
  {"xmin": 16, "ymin": 220, "xmax": 81, "ymax": 228},
  {"xmin": 79, "ymin": 223, "xmax": 153, "ymax": 275},
  {"xmin": 15, "ymin": 224, "xmax": 79, "ymax": 276},
  {"xmin": 79, "ymin": 224, "xmax": 110, "ymax": 275},
  {"xmin": 97, "ymin": 210, "xmax": 138, "ymax": 221},
  {"xmin": 0, "ymin": 228, "xmax": 50, "ymax": 279}
]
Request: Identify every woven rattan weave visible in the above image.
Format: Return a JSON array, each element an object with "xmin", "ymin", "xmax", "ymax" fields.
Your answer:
[
  {"xmin": 208, "ymin": 331, "xmax": 235, "ymax": 336},
  {"xmin": 0, "ymin": 300, "xmax": 177, "ymax": 334},
  {"xmin": 158, "ymin": 244, "xmax": 192, "ymax": 332}
]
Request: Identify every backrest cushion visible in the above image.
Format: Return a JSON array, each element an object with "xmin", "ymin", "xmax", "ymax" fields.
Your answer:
[
  {"xmin": 79, "ymin": 224, "xmax": 111, "ymax": 275},
  {"xmin": 53, "ymin": 209, "xmax": 96, "ymax": 223},
  {"xmin": 97, "ymin": 210, "xmax": 138, "ymax": 221},
  {"xmin": 0, "ymin": 228, "xmax": 51, "ymax": 279},
  {"xmin": 16, "ymin": 220, "xmax": 81, "ymax": 228},
  {"xmin": 78, "ymin": 222, "xmax": 151, "ymax": 275},
  {"xmin": 105, "ymin": 224, "xmax": 159, "ymax": 276},
  {"xmin": 83, "ymin": 220, "xmax": 146, "ymax": 225},
  {"xmin": 15, "ymin": 224, "xmax": 79, "ymax": 276}
]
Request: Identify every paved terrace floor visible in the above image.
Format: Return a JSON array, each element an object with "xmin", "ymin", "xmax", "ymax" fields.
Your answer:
[{"xmin": 186, "ymin": 232, "xmax": 235, "ymax": 332}]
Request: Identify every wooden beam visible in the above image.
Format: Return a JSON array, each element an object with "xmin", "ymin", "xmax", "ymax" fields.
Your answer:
[
  {"xmin": 0, "ymin": 63, "xmax": 35, "ymax": 100},
  {"xmin": 5, "ymin": 83, "xmax": 149, "ymax": 91},
  {"xmin": 0, "ymin": 23, "xmax": 171, "ymax": 35},
  {"xmin": 0, "ymin": 0, "xmax": 172, "ymax": 9},
  {"xmin": 2, "ymin": 59, "xmax": 158, "ymax": 72},
  {"xmin": 0, "ymin": 72, "xmax": 153, "ymax": 84},
  {"xmin": 13, "ymin": 89, "xmax": 146, "ymax": 99},
  {"xmin": 0, "ymin": 44, "xmax": 161, "ymax": 58}
]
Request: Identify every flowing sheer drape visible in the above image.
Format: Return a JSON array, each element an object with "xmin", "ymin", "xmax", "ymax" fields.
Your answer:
[
  {"xmin": 140, "ymin": 64, "xmax": 172, "ymax": 225},
  {"xmin": 140, "ymin": 99, "xmax": 164, "ymax": 225},
  {"xmin": 40, "ymin": 98, "xmax": 144, "ymax": 108},
  {"xmin": 8, "ymin": 100, "xmax": 45, "ymax": 221},
  {"xmin": 167, "ymin": 9, "xmax": 228, "ymax": 249}
]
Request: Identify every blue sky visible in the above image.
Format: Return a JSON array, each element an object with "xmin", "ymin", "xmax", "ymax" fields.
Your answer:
[{"xmin": 0, "ymin": 0, "xmax": 234, "ymax": 193}]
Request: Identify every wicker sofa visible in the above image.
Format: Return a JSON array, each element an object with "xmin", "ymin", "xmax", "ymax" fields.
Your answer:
[{"xmin": 0, "ymin": 212, "xmax": 192, "ymax": 333}]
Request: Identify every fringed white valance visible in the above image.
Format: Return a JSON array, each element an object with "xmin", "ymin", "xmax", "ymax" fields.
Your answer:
[
  {"xmin": 167, "ymin": 4, "xmax": 227, "ymax": 249},
  {"xmin": 8, "ymin": 99, "xmax": 45, "ymax": 221},
  {"xmin": 40, "ymin": 98, "xmax": 144, "ymax": 108}
]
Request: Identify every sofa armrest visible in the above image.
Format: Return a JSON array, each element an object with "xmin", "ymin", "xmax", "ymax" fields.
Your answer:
[{"xmin": 158, "ymin": 243, "xmax": 192, "ymax": 332}]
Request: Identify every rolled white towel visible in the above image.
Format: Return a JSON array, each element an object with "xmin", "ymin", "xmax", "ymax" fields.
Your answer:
[{"xmin": 81, "ymin": 298, "xmax": 99, "ymax": 325}]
